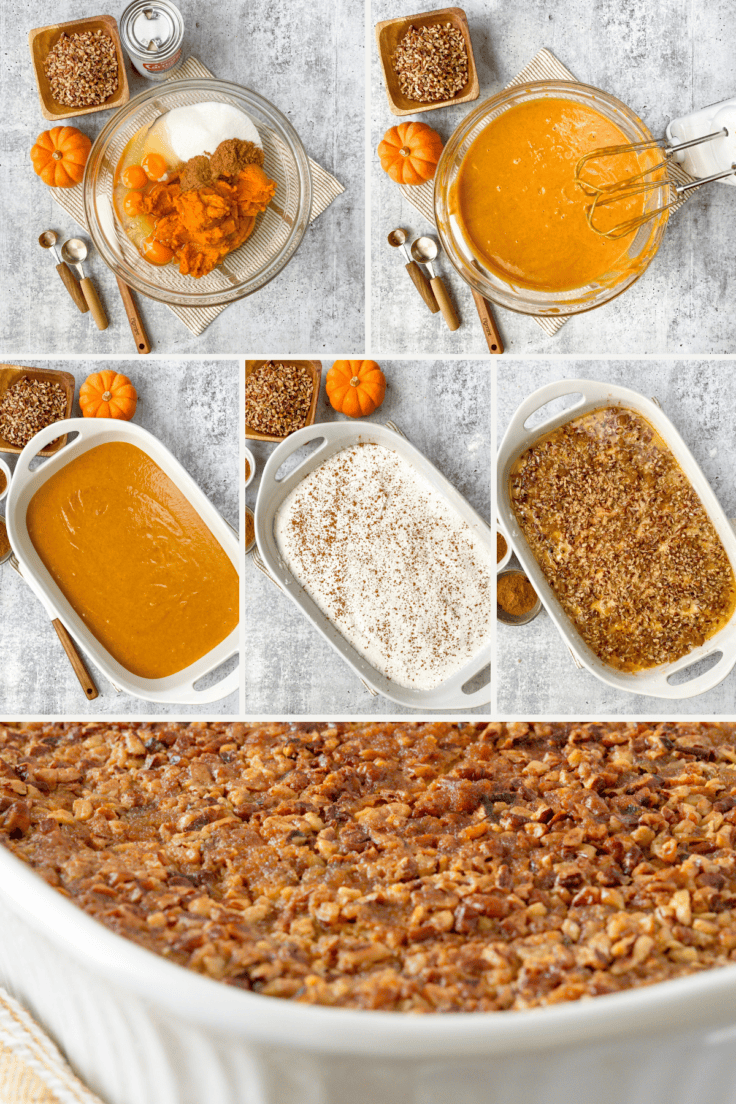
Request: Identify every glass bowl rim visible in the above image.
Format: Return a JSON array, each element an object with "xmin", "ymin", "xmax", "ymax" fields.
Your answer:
[{"xmin": 83, "ymin": 77, "xmax": 313, "ymax": 308}]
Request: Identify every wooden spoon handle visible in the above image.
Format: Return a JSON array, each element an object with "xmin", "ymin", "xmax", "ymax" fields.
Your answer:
[
  {"xmin": 430, "ymin": 276, "xmax": 460, "ymax": 331},
  {"xmin": 115, "ymin": 276, "xmax": 151, "ymax": 353},
  {"xmin": 80, "ymin": 277, "xmax": 108, "ymax": 331},
  {"xmin": 51, "ymin": 619, "xmax": 99, "ymax": 700},
  {"xmin": 471, "ymin": 289, "xmax": 504, "ymax": 354},
  {"xmin": 405, "ymin": 261, "xmax": 439, "ymax": 313},
  {"xmin": 55, "ymin": 262, "xmax": 88, "ymax": 313}
]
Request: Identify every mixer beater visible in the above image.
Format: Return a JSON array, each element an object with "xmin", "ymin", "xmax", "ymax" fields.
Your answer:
[{"xmin": 574, "ymin": 98, "xmax": 736, "ymax": 239}]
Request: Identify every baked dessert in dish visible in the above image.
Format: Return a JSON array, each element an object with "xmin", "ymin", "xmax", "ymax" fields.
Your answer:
[
  {"xmin": 2, "ymin": 721, "xmax": 736, "ymax": 1013},
  {"xmin": 510, "ymin": 406, "xmax": 736, "ymax": 671}
]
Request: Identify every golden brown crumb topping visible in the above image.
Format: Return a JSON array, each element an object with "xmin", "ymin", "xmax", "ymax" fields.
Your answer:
[
  {"xmin": 510, "ymin": 407, "xmax": 736, "ymax": 670},
  {"xmin": 3, "ymin": 721, "xmax": 736, "ymax": 1013}
]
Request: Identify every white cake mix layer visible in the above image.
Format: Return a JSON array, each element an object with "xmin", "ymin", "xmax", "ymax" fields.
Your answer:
[{"xmin": 274, "ymin": 444, "xmax": 492, "ymax": 690}]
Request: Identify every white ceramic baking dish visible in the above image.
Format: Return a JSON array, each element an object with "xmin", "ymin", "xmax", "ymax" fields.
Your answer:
[
  {"xmin": 497, "ymin": 379, "xmax": 736, "ymax": 699},
  {"xmin": 6, "ymin": 418, "xmax": 239, "ymax": 704},
  {"xmin": 2, "ymin": 837, "xmax": 736, "ymax": 1104},
  {"xmin": 254, "ymin": 421, "xmax": 492, "ymax": 709}
]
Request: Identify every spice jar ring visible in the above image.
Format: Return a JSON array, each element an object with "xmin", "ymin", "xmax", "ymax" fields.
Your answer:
[{"xmin": 497, "ymin": 567, "xmax": 542, "ymax": 626}]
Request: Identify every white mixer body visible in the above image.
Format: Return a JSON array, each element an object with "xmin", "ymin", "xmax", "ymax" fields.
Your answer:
[{"xmin": 666, "ymin": 98, "xmax": 736, "ymax": 185}]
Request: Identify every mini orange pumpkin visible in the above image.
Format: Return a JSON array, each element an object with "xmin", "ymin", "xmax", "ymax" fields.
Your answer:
[
  {"xmin": 326, "ymin": 361, "xmax": 386, "ymax": 418},
  {"xmin": 377, "ymin": 121, "xmax": 444, "ymax": 185},
  {"xmin": 30, "ymin": 126, "xmax": 92, "ymax": 189},
  {"xmin": 79, "ymin": 371, "xmax": 137, "ymax": 420}
]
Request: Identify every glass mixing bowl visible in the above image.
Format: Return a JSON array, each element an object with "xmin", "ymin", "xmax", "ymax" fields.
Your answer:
[
  {"xmin": 434, "ymin": 80, "xmax": 669, "ymax": 317},
  {"xmin": 83, "ymin": 79, "xmax": 312, "ymax": 308}
]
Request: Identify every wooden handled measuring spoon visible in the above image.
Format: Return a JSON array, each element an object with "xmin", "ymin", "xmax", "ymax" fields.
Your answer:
[
  {"xmin": 0, "ymin": 529, "xmax": 98, "ymax": 700},
  {"xmin": 38, "ymin": 231, "xmax": 88, "ymax": 314},
  {"xmin": 61, "ymin": 238, "xmax": 108, "ymax": 331},
  {"xmin": 410, "ymin": 236, "xmax": 460, "ymax": 332},
  {"xmin": 115, "ymin": 276, "xmax": 151, "ymax": 354},
  {"xmin": 387, "ymin": 229, "xmax": 439, "ymax": 314}
]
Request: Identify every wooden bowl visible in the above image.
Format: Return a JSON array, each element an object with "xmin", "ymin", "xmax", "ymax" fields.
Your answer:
[
  {"xmin": 29, "ymin": 14, "xmax": 130, "ymax": 122},
  {"xmin": 375, "ymin": 6, "xmax": 479, "ymax": 117},
  {"xmin": 245, "ymin": 360, "xmax": 322, "ymax": 443},
  {"xmin": 0, "ymin": 365, "xmax": 75, "ymax": 457}
]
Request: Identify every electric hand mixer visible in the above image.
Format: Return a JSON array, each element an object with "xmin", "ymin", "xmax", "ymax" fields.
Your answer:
[{"xmin": 575, "ymin": 97, "xmax": 736, "ymax": 239}]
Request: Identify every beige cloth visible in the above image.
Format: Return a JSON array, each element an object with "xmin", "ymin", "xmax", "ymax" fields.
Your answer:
[
  {"xmin": 51, "ymin": 57, "xmax": 345, "ymax": 337},
  {"xmin": 399, "ymin": 47, "xmax": 694, "ymax": 338},
  {"xmin": 0, "ymin": 986, "xmax": 104, "ymax": 1104}
]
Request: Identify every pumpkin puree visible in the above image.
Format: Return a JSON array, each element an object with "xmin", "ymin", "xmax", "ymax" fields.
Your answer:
[
  {"xmin": 142, "ymin": 164, "xmax": 276, "ymax": 278},
  {"xmin": 27, "ymin": 442, "xmax": 238, "ymax": 679},
  {"xmin": 451, "ymin": 98, "xmax": 661, "ymax": 292}
]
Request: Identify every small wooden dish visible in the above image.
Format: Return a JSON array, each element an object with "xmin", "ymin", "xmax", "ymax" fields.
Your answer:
[
  {"xmin": 0, "ymin": 365, "xmax": 75, "ymax": 457},
  {"xmin": 29, "ymin": 15, "xmax": 130, "ymax": 122},
  {"xmin": 375, "ymin": 7, "xmax": 479, "ymax": 117},
  {"xmin": 245, "ymin": 360, "xmax": 322, "ymax": 443}
]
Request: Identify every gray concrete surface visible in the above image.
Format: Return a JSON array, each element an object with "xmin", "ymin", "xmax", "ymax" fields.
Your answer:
[
  {"xmin": 245, "ymin": 361, "xmax": 491, "ymax": 714},
  {"xmin": 0, "ymin": 0, "xmax": 363, "ymax": 355},
  {"xmin": 0, "ymin": 358, "xmax": 239, "ymax": 715},
  {"xmin": 371, "ymin": 0, "xmax": 736, "ymax": 355},
  {"xmin": 496, "ymin": 359, "xmax": 736, "ymax": 716}
]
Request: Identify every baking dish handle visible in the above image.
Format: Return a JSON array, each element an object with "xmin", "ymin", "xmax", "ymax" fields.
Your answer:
[
  {"xmin": 501, "ymin": 379, "xmax": 608, "ymax": 450},
  {"xmin": 636, "ymin": 648, "xmax": 736, "ymax": 700},
  {"xmin": 10, "ymin": 418, "xmax": 92, "ymax": 492},
  {"xmin": 258, "ymin": 424, "xmax": 334, "ymax": 496}
]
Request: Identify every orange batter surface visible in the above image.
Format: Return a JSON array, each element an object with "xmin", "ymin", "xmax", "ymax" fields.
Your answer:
[
  {"xmin": 27, "ymin": 442, "xmax": 238, "ymax": 679},
  {"xmin": 452, "ymin": 98, "xmax": 659, "ymax": 292}
]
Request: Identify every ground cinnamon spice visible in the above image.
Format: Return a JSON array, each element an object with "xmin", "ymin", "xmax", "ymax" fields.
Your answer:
[
  {"xmin": 245, "ymin": 508, "xmax": 255, "ymax": 548},
  {"xmin": 497, "ymin": 532, "xmax": 507, "ymax": 561},
  {"xmin": 497, "ymin": 571, "xmax": 537, "ymax": 617},
  {"xmin": 0, "ymin": 518, "xmax": 9, "ymax": 560}
]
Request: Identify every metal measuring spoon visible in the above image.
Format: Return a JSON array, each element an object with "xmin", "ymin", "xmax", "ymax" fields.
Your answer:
[
  {"xmin": 387, "ymin": 228, "xmax": 439, "ymax": 314},
  {"xmin": 410, "ymin": 236, "xmax": 460, "ymax": 332},
  {"xmin": 38, "ymin": 231, "xmax": 88, "ymax": 314},
  {"xmin": 60, "ymin": 239, "xmax": 108, "ymax": 330}
]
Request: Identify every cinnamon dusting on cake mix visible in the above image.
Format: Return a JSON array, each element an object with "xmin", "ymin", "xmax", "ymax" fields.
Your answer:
[{"xmin": 274, "ymin": 444, "xmax": 492, "ymax": 689}]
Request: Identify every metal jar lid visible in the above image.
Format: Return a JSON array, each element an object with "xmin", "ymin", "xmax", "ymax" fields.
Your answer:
[{"xmin": 120, "ymin": 1, "xmax": 184, "ymax": 62}]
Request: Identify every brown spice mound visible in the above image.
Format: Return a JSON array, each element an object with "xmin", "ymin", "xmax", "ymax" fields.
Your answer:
[
  {"xmin": 498, "ymin": 572, "xmax": 537, "ymax": 618},
  {"xmin": 4, "ymin": 721, "xmax": 736, "ymax": 1013},
  {"xmin": 0, "ymin": 470, "xmax": 6, "ymax": 496},
  {"xmin": 210, "ymin": 138, "xmax": 264, "ymax": 178},
  {"xmin": 44, "ymin": 30, "xmax": 119, "ymax": 109},
  {"xmin": 496, "ymin": 532, "xmax": 507, "ymax": 562},
  {"xmin": 0, "ymin": 378, "xmax": 67, "ymax": 448},
  {"xmin": 180, "ymin": 139, "xmax": 265, "ymax": 193},
  {"xmin": 246, "ymin": 361, "xmax": 313, "ymax": 437},
  {"xmin": 0, "ymin": 520, "xmax": 9, "ymax": 560},
  {"xmin": 245, "ymin": 508, "xmax": 255, "ymax": 548}
]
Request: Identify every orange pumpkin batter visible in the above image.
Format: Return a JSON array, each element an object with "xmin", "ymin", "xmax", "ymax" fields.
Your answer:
[
  {"xmin": 27, "ymin": 442, "xmax": 238, "ymax": 679},
  {"xmin": 451, "ymin": 98, "xmax": 660, "ymax": 292}
]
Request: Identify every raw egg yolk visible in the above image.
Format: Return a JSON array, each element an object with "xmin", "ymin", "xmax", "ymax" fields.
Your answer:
[
  {"xmin": 142, "ymin": 234, "xmax": 174, "ymax": 265},
  {"xmin": 142, "ymin": 153, "xmax": 168, "ymax": 182},
  {"xmin": 123, "ymin": 190, "xmax": 145, "ymax": 217},
  {"xmin": 121, "ymin": 164, "xmax": 148, "ymax": 189}
]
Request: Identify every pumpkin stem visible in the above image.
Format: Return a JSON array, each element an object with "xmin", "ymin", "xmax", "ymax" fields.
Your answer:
[
  {"xmin": 102, "ymin": 391, "xmax": 112, "ymax": 402},
  {"xmin": 400, "ymin": 146, "xmax": 411, "ymax": 158},
  {"xmin": 350, "ymin": 376, "xmax": 360, "ymax": 388},
  {"xmin": 52, "ymin": 150, "xmax": 63, "ymax": 160}
]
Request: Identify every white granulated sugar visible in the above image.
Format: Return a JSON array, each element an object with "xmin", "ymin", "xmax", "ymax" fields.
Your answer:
[
  {"xmin": 155, "ymin": 102, "xmax": 262, "ymax": 163},
  {"xmin": 275, "ymin": 443, "xmax": 492, "ymax": 690}
]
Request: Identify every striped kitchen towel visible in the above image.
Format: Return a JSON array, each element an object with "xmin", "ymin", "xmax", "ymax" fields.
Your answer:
[
  {"xmin": 399, "ymin": 47, "xmax": 694, "ymax": 339},
  {"xmin": 0, "ymin": 986, "xmax": 104, "ymax": 1104},
  {"xmin": 51, "ymin": 57, "xmax": 345, "ymax": 337}
]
